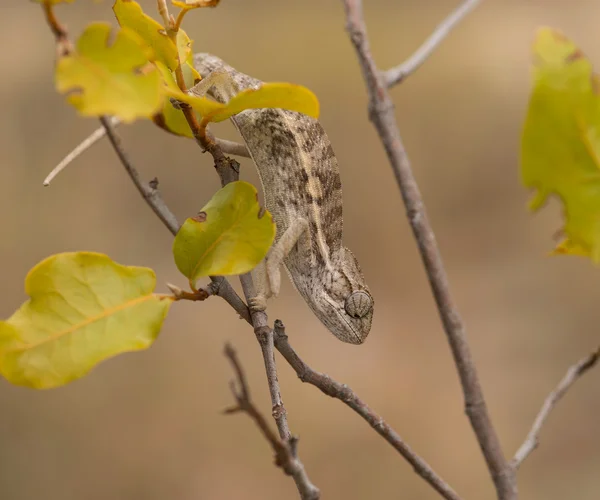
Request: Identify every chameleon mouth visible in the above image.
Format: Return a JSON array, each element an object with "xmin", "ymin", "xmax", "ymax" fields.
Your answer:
[{"xmin": 323, "ymin": 295, "xmax": 365, "ymax": 345}]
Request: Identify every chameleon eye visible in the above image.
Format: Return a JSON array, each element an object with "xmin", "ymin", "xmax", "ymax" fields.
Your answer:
[{"xmin": 344, "ymin": 290, "xmax": 373, "ymax": 319}]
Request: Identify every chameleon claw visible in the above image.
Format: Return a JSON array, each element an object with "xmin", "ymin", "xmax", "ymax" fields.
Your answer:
[{"xmin": 248, "ymin": 295, "xmax": 268, "ymax": 312}]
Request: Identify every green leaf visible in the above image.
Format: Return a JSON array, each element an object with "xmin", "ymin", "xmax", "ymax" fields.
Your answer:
[
  {"xmin": 55, "ymin": 22, "xmax": 163, "ymax": 122},
  {"xmin": 166, "ymin": 80, "xmax": 320, "ymax": 123},
  {"xmin": 173, "ymin": 181, "xmax": 275, "ymax": 284},
  {"xmin": 0, "ymin": 252, "xmax": 173, "ymax": 389},
  {"xmin": 521, "ymin": 27, "xmax": 600, "ymax": 261}
]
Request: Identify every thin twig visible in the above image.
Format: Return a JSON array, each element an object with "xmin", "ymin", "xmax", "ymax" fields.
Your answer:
[
  {"xmin": 510, "ymin": 346, "xmax": 600, "ymax": 470},
  {"xmin": 213, "ymin": 137, "xmax": 250, "ymax": 158},
  {"xmin": 44, "ymin": 119, "xmax": 248, "ymax": 186},
  {"xmin": 238, "ymin": 275, "xmax": 291, "ymax": 441},
  {"xmin": 100, "ymin": 118, "xmax": 180, "ymax": 233},
  {"xmin": 223, "ymin": 343, "xmax": 320, "ymax": 500},
  {"xmin": 273, "ymin": 321, "xmax": 462, "ymax": 500},
  {"xmin": 340, "ymin": 2, "xmax": 516, "ymax": 499},
  {"xmin": 98, "ymin": 116, "xmax": 250, "ymax": 321},
  {"xmin": 43, "ymin": 117, "xmax": 119, "ymax": 186},
  {"xmin": 383, "ymin": 0, "xmax": 483, "ymax": 87}
]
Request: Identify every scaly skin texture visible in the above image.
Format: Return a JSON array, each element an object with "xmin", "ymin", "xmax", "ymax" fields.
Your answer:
[{"xmin": 194, "ymin": 53, "xmax": 374, "ymax": 344}]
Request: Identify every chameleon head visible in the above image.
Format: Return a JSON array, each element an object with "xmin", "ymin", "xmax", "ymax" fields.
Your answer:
[{"xmin": 314, "ymin": 247, "xmax": 374, "ymax": 345}]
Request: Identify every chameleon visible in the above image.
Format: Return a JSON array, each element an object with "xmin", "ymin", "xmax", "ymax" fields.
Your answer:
[
  {"xmin": 51, "ymin": 54, "xmax": 374, "ymax": 344},
  {"xmin": 192, "ymin": 54, "xmax": 373, "ymax": 344}
]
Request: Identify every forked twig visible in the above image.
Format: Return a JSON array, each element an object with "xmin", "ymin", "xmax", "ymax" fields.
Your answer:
[
  {"xmin": 383, "ymin": 0, "xmax": 483, "ymax": 87},
  {"xmin": 224, "ymin": 343, "xmax": 320, "ymax": 500},
  {"xmin": 273, "ymin": 320, "xmax": 462, "ymax": 500},
  {"xmin": 511, "ymin": 347, "xmax": 600, "ymax": 470},
  {"xmin": 340, "ymin": 1, "xmax": 516, "ymax": 498}
]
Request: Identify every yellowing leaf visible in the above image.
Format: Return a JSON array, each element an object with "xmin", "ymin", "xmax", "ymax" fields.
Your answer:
[
  {"xmin": 166, "ymin": 81, "xmax": 320, "ymax": 123},
  {"xmin": 164, "ymin": 81, "xmax": 223, "ymax": 117},
  {"xmin": 0, "ymin": 252, "xmax": 173, "ymax": 389},
  {"xmin": 521, "ymin": 27, "xmax": 600, "ymax": 261},
  {"xmin": 177, "ymin": 29, "xmax": 194, "ymax": 73},
  {"xmin": 551, "ymin": 238, "xmax": 589, "ymax": 257},
  {"xmin": 113, "ymin": 0, "xmax": 177, "ymax": 70},
  {"xmin": 152, "ymin": 61, "xmax": 198, "ymax": 137},
  {"xmin": 181, "ymin": 60, "xmax": 201, "ymax": 88},
  {"xmin": 173, "ymin": 181, "xmax": 275, "ymax": 284},
  {"xmin": 207, "ymin": 82, "xmax": 320, "ymax": 122},
  {"xmin": 55, "ymin": 22, "xmax": 163, "ymax": 122}
]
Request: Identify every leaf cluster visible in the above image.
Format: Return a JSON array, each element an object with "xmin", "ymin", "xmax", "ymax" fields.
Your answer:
[{"xmin": 1, "ymin": 0, "xmax": 317, "ymax": 388}]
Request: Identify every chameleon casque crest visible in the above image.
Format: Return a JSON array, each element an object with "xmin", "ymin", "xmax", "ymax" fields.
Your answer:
[{"xmin": 193, "ymin": 54, "xmax": 374, "ymax": 344}]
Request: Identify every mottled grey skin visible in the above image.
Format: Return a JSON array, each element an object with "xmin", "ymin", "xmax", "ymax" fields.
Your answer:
[{"xmin": 193, "ymin": 53, "xmax": 373, "ymax": 344}]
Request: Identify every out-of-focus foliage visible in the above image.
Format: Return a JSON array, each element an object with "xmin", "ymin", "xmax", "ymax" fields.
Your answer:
[{"xmin": 522, "ymin": 27, "xmax": 600, "ymax": 262}]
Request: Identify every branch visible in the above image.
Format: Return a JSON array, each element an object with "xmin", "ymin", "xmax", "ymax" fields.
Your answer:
[
  {"xmin": 273, "ymin": 321, "xmax": 462, "ymax": 500},
  {"xmin": 44, "ymin": 120, "xmax": 248, "ymax": 186},
  {"xmin": 224, "ymin": 343, "xmax": 320, "ymax": 500},
  {"xmin": 98, "ymin": 117, "xmax": 250, "ymax": 322},
  {"xmin": 339, "ymin": 2, "xmax": 516, "ymax": 499},
  {"xmin": 185, "ymin": 90, "xmax": 317, "ymax": 498},
  {"xmin": 237, "ymin": 274, "xmax": 292, "ymax": 441},
  {"xmin": 383, "ymin": 0, "xmax": 483, "ymax": 87},
  {"xmin": 510, "ymin": 346, "xmax": 600, "ymax": 470},
  {"xmin": 100, "ymin": 116, "xmax": 180, "ymax": 234}
]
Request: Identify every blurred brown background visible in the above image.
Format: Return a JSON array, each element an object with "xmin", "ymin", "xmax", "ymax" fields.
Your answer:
[{"xmin": 1, "ymin": 0, "xmax": 599, "ymax": 499}]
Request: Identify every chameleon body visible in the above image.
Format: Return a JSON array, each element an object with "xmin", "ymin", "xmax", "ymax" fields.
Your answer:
[{"xmin": 193, "ymin": 53, "xmax": 374, "ymax": 344}]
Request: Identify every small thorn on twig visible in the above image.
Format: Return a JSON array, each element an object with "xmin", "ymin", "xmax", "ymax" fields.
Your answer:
[
  {"xmin": 273, "ymin": 319, "xmax": 288, "ymax": 341},
  {"xmin": 149, "ymin": 177, "xmax": 159, "ymax": 190}
]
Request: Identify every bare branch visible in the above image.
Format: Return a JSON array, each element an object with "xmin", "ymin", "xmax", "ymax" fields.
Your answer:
[
  {"xmin": 98, "ymin": 116, "xmax": 250, "ymax": 322},
  {"xmin": 224, "ymin": 343, "xmax": 320, "ymax": 500},
  {"xmin": 45, "ymin": 119, "xmax": 248, "ymax": 186},
  {"xmin": 272, "ymin": 321, "xmax": 462, "ymax": 500},
  {"xmin": 211, "ymin": 136, "xmax": 250, "ymax": 158},
  {"xmin": 383, "ymin": 0, "xmax": 483, "ymax": 87},
  {"xmin": 339, "ymin": 2, "xmax": 516, "ymax": 498},
  {"xmin": 43, "ymin": 117, "xmax": 119, "ymax": 186},
  {"xmin": 100, "ymin": 116, "xmax": 180, "ymax": 234},
  {"xmin": 511, "ymin": 346, "xmax": 600, "ymax": 470},
  {"xmin": 238, "ymin": 274, "xmax": 292, "ymax": 441},
  {"xmin": 183, "ymin": 88, "xmax": 318, "ymax": 499}
]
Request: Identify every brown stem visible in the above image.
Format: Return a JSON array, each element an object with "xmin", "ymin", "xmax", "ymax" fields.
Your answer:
[
  {"xmin": 340, "ymin": 1, "xmax": 515, "ymax": 498},
  {"xmin": 224, "ymin": 343, "xmax": 320, "ymax": 500},
  {"xmin": 510, "ymin": 346, "xmax": 600, "ymax": 470}
]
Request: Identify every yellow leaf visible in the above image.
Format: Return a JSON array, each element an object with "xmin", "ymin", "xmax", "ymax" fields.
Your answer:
[
  {"xmin": 521, "ymin": 28, "xmax": 600, "ymax": 262},
  {"xmin": 551, "ymin": 238, "xmax": 590, "ymax": 257},
  {"xmin": 55, "ymin": 22, "xmax": 163, "ymax": 122},
  {"xmin": 167, "ymin": 81, "xmax": 320, "ymax": 123},
  {"xmin": 0, "ymin": 252, "xmax": 173, "ymax": 389},
  {"xmin": 181, "ymin": 60, "xmax": 201, "ymax": 88},
  {"xmin": 173, "ymin": 181, "xmax": 275, "ymax": 283},
  {"xmin": 207, "ymin": 82, "xmax": 320, "ymax": 123},
  {"xmin": 113, "ymin": 0, "xmax": 177, "ymax": 70},
  {"xmin": 151, "ymin": 61, "xmax": 204, "ymax": 137}
]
